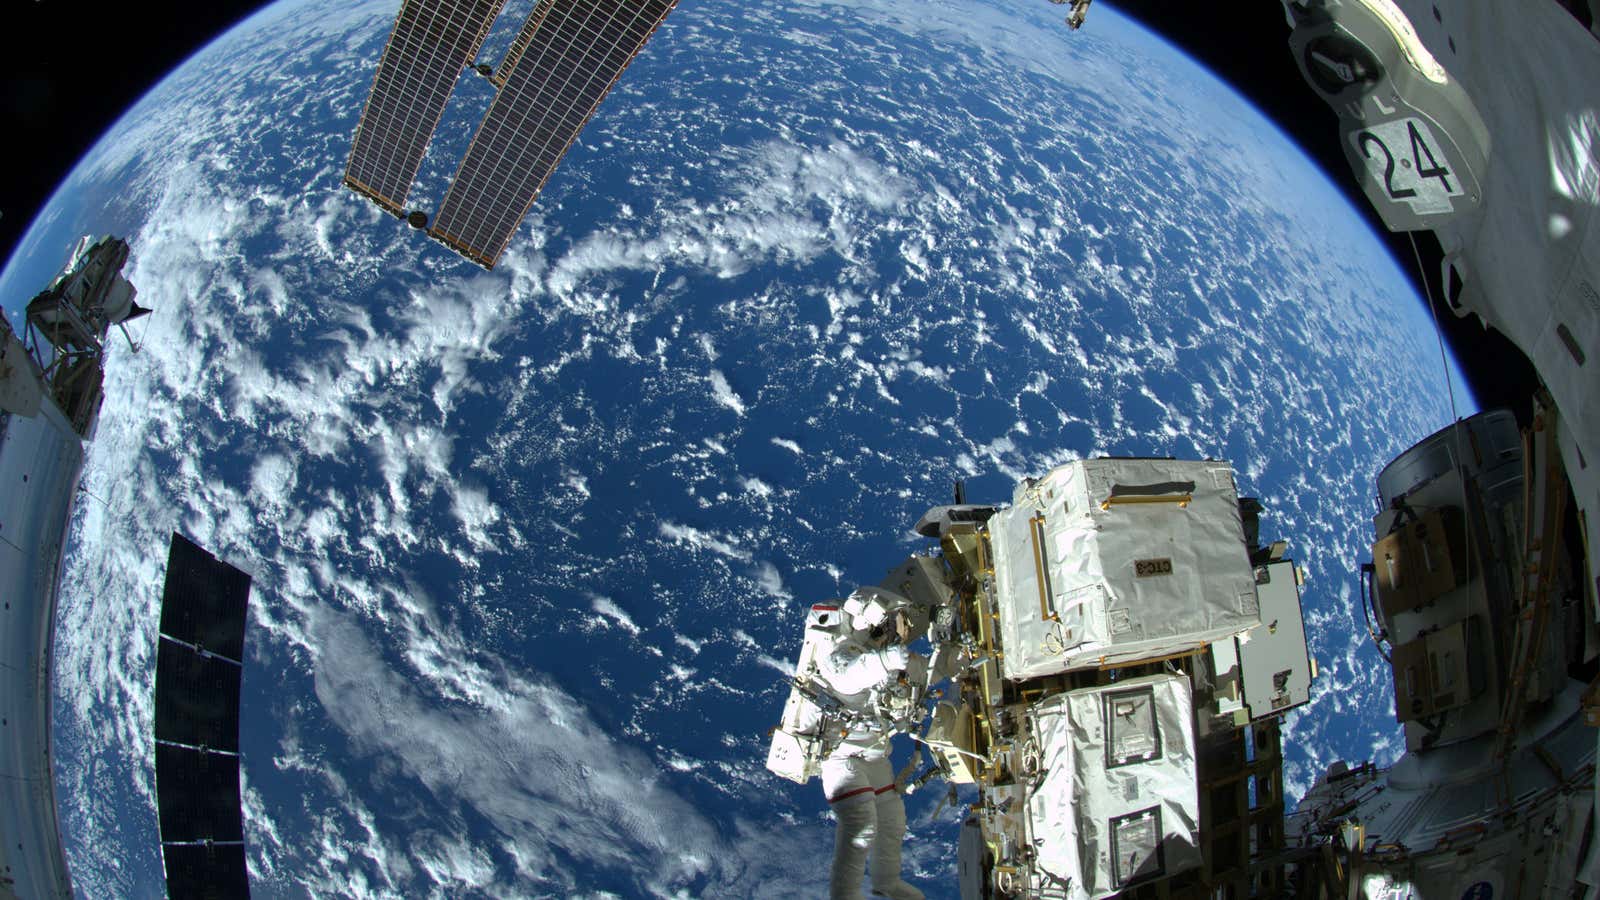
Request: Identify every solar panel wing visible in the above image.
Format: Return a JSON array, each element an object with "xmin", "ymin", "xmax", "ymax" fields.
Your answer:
[
  {"xmin": 160, "ymin": 532, "xmax": 251, "ymax": 661},
  {"xmin": 161, "ymin": 843, "xmax": 251, "ymax": 900},
  {"xmin": 344, "ymin": 0, "xmax": 508, "ymax": 216},
  {"xmin": 429, "ymin": 0, "xmax": 678, "ymax": 268},
  {"xmin": 153, "ymin": 638, "xmax": 243, "ymax": 751},
  {"xmin": 155, "ymin": 743, "xmax": 244, "ymax": 843}
]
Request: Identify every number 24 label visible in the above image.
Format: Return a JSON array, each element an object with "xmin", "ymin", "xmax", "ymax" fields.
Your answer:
[{"xmin": 1351, "ymin": 117, "xmax": 1461, "ymax": 215}]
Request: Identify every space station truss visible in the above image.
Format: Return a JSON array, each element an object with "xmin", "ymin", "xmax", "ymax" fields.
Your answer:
[
  {"xmin": 152, "ymin": 533, "xmax": 253, "ymax": 900},
  {"xmin": 344, "ymin": 0, "xmax": 507, "ymax": 215},
  {"xmin": 345, "ymin": 0, "xmax": 679, "ymax": 268}
]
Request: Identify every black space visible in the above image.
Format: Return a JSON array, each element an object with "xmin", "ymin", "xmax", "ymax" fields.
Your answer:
[
  {"xmin": 1, "ymin": 0, "xmax": 1535, "ymax": 414},
  {"xmin": 2, "ymin": 2, "xmax": 265, "ymax": 262}
]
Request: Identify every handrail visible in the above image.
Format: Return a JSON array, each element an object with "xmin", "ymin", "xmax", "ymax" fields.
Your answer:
[{"xmin": 1028, "ymin": 515, "xmax": 1057, "ymax": 622}]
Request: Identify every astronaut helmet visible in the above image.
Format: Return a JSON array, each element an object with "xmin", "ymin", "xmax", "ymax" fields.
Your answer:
[{"xmin": 841, "ymin": 587, "xmax": 913, "ymax": 642}]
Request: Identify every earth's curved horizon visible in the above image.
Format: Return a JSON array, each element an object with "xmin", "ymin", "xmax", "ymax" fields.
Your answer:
[{"xmin": 1, "ymin": 0, "xmax": 1471, "ymax": 896}]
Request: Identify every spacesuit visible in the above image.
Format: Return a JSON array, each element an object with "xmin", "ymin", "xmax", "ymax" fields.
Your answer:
[{"xmin": 813, "ymin": 589, "xmax": 927, "ymax": 900}]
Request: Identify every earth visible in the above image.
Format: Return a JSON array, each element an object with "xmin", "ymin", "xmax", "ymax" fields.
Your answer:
[{"xmin": 0, "ymin": 0, "xmax": 1471, "ymax": 896}]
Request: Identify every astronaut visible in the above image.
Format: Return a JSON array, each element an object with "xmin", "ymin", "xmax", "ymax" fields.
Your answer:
[{"xmin": 813, "ymin": 587, "xmax": 928, "ymax": 900}]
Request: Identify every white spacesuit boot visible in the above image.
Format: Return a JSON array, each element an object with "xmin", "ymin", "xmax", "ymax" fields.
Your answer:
[{"xmin": 867, "ymin": 785, "xmax": 923, "ymax": 900}]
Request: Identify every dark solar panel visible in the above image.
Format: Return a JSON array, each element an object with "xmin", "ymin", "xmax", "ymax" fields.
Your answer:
[
  {"xmin": 154, "ymin": 638, "xmax": 243, "ymax": 751},
  {"xmin": 155, "ymin": 743, "xmax": 244, "ymax": 843},
  {"xmin": 153, "ymin": 533, "xmax": 252, "ymax": 898},
  {"xmin": 160, "ymin": 533, "xmax": 252, "ymax": 661},
  {"xmin": 344, "ymin": 0, "xmax": 508, "ymax": 215},
  {"xmin": 161, "ymin": 843, "xmax": 251, "ymax": 900},
  {"xmin": 429, "ymin": 0, "xmax": 678, "ymax": 267}
]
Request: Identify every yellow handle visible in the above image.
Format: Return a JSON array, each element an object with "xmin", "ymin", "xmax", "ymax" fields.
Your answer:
[
  {"xmin": 1029, "ymin": 515, "xmax": 1058, "ymax": 622},
  {"xmin": 1100, "ymin": 493, "xmax": 1192, "ymax": 511}
]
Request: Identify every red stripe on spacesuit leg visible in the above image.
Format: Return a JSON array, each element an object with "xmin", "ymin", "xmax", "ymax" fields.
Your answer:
[
  {"xmin": 873, "ymin": 784, "xmax": 896, "ymax": 794},
  {"xmin": 828, "ymin": 786, "xmax": 877, "ymax": 803}
]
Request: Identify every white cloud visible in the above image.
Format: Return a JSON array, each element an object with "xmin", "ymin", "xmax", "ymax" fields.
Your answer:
[
  {"xmin": 752, "ymin": 561, "xmax": 792, "ymax": 603},
  {"xmin": 708, "ymin": 369, "xmax": 746, "ymax": 416},
  {"xmin": 307, "ymin": 606, "xmax": 818, "ymax": 895},
  {"xmin": 413, "ymin": 833, "xmax": 496, "ymax": 891},
  {"xmin": 250, "ymin": 453, "xmax": 298, "ymax": 509},
  {"xmin": 451, "ymin": 485, "xmax": 502, "ymax": 553},
  {"xmin": 657, "ymin": 521, "xmax": 751, "ymax": 562},
  {"xmin": 756, "ymin": 653, "xmax": 796, "ymax": 678},
  {"xmin": 543, "ymin": 139, "xmax": 910, "ymax": 294},
  {"xmin": 590, "ymin": 595, "xmax": 642, "ymax": 636}
]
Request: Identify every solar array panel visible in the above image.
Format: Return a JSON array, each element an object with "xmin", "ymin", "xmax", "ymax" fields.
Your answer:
[
  {"xmin": 160, "ymin": 532, "xmax": 251, "ymax": 661},
  {"xmin": 344, "ymin": 0, "xmax": 508, "ymax": 215},
  {"xmin": 429, "ymin": 0, "xmax": 679, "ymax": 268},
  {"xmin": 161, "ymin": 844, "xmax": 250, "ymax": 900},
  {"xmin": 155, "ymin": 743, "xmax": 245, "ymax": 843},
  {"xmin": 153, "ymin": 533, "xmax": 253, "ymax": 899},
  {"xmin": 154, "ymin": 637, "xmax": 244, "ymax": 751}
]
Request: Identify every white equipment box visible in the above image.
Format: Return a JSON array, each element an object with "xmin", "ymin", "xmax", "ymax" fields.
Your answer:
[
  {"xmin": 990, "ymin": 458, "xmax": 1261, "ymax": 679},
  {"xmin": 1024, "ymin": 673, "xmax": 1202, "ymax": 898}
]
